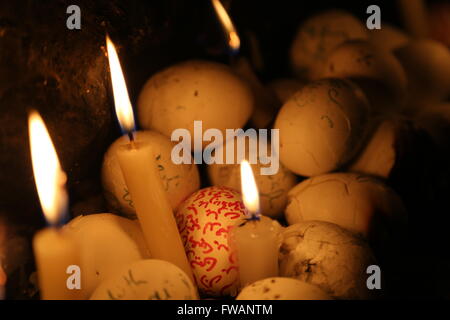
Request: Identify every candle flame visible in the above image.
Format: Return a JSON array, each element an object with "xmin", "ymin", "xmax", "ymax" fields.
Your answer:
[
  {"xmin": 28, "ymin": 111, "xmax": 68, "ymax": 226},
  {"xmin": 106, "ymin": 35, "xmax": 135, "ymax": 133},
  {"xmin": 211, "ymin": 0, "xmax": 240, "ymax": 52},
  {"xmin": 240, "ymin": 160, "xmax": 260, "ymax": 215}
]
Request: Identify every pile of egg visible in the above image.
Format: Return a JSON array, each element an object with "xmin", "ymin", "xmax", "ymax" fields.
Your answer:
[{"xmin": 80, "ymin": 9, "xmax": 449, "ymax": 300}]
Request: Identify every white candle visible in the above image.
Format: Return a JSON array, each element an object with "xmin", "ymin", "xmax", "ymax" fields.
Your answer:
[
  {"xmin": 106, "ymin": 36, "xmax": 194, "ymax": 283},
  {"xmin": 29, "ymin": 111, "xmax": 82, "ymax": 300},
  {"xmin": 233, "ymin": 160, "xmax": 281, "ymax": 288}
]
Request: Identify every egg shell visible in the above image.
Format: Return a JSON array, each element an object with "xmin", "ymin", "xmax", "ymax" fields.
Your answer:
[
  {"xmin": 102, "ymin": 130, "xmax": 200, "ymax": 219},
  {"xmin": 395, "ymin": 40, "xmax": 450, "ymax": 107},
  {"xmin": 369, "ymin": 24, "xmax": 410, "ymax": 52},
  {"xmin": 274, "ymin": 78, "xmax": 370, "ymax": 177},
  {"xmin": 90, "ymin": 259, "xmax": 198, "ymax": 300},
  {"xmin": 268, "ymin": 78, "xmax": 306, "ymax": 104},
  {"xmin": 175, "ymin": 186, "xmax": 246, "ymax": 297},
  {"xmin": 137, "ymin": 60, "xmax": 254, "ymax": 149},
  {"xmin": 63, "ymin": 213, "xmax": 151, "ymax": 299},
  {"xmin": 319, "ymin": 40, "xmax": 408, "ymax": 114},
  {"xmin": 207, "ymin": 137, "xmax": 297, "ymax": 219},
  {"xmin": 237, "ymin": 277, "xmax": 332, "ymax": 300},
  {"xmin": 285, "ymin": 173, "xmax": 407, "ymax": 247},
  {"xmin": 290, "ymin": 10, "xmax": 368, "ymax": 80},
  {"xmin": 279, "ymin": 221, "xmax": 378, "ymax": 299}
]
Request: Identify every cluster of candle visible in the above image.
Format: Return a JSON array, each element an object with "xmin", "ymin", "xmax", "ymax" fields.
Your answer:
[
  {"xmin": 27, "ymin": 27, "xmax": 283, "ymax": 298},
  {"xmin": 3, "ymin": 0, "xmax": 449, "ymax": 300}
]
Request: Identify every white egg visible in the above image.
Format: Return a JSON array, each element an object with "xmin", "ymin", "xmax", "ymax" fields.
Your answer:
[
  {"xmin": 285, "ymin": 173, "xmax": 407, "ymax": 246},
  {"xmin": 102, "ymin": 130, "xmax": 200, "ymax": 218},
  {"xmin": 137, "ymin": 60, "xmax": 254, "ymax": 149},
  {"xmin": 237, "ymin": 277, "xmax": 332, "ymax": 300},
  {"xmin": 207, "ymin": 137, "xmax": 297, "ymax": 219},
  {"xmin": 395, "ymin": 39, "xmax": 450, "ymax": 107},
  {"xmin": 63, "ymin": 213, "xmax": 150, "ymax": 299},
  {"xmin": 90, "ymin": 259, "xmax": 198, "ymax": 300},
  {"xmin": 319, "ymin": 40, "xmax": 408, "ymax": 114},
  {"xmin": 279, "ymin": 221, "xmax": 378, "ymax": 299},
  {"xmin": 175, "ymin": 186, "xmax": 247, "ymax": 297},
  {"xmin": 274, "ymin": 78, "xmax": 370, "ymax": 177},
  {"xmin": 290, "ymin": 10, "xmax": 368, "ymax": 80}
]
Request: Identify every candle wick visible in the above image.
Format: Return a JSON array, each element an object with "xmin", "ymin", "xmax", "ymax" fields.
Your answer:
[
  {"xmin": 239, "ymin": 212, "xmax": 260, "ymax": 227},
  {"xmin": 128, "ymin": 131, "xmax": 136, "ymax": 149}
]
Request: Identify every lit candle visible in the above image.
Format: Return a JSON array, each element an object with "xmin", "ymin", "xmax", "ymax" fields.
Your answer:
[
  {"xmin": 106, "ymin": 36, "xmax": 194, "ymax": 282},
  {"xmin": 211, "ymin": 0, "xmax": 278, "ymax": 128},
  {"xmin": 233, "ymin": 160, "xmax": 282, "ymax": 288},
  {"xmin": 29, "ymin": 111, "xmax": 82, "ymax": 300}
]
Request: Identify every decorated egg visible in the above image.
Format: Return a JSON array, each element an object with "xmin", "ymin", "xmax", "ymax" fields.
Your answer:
[
  {"xmin": 90, "ymin": 259, "xmax": 198, "ymax": 300},
  {"xmin": 207, "ymin": 137, "xmax": 297, "ymax": 219},
  {"xmin": 274, "ymin": 78, "xmax": 370, "ymax": 177},
  {"xmin": 237, "ymin": 277, "xmax": 332, "ymax": 300},
  {"xmin": 319, "ymin": 40, "xmax": 407, "ymax": 114},
  {"xmin": 279, "ymin": 221, "xmax": 378, "ymax": 299},
  {"xmin": 175, "ymin": 186, "xmax": 246, "ymax": 297},
  {"xmin": 137, "ymin": 60, "xmax": 254, "ymax": 150},
  {"xmin": 395, "ymin": 39, "xmax": 450, "ymax": 107},
  {"xmin": 285, "ymin": 173, "xmax": 407, "ymax": 248},
  {"xmin": 102, "ymin": 130, "xmax": 200, "ymax": 218},
  {"xmin": 63, "ymin": 213, "xmax": 151, "ymax": 299},
  {"xmin": 290, "ymin": 10, "xmax": 368, "ymax": 80}
]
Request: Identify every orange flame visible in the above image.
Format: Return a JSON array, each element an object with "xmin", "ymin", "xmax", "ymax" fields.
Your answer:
[
  {"xmin": 106, "ymin": 35, "xmax": 135, "ymax": 133},
  {"xmin": 211, "ymin": 0, "xmax": 240, "ymax": 52}
]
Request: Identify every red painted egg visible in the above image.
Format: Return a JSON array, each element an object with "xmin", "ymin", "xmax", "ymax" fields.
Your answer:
[{"xmin": 175, "ymin": 186, "xmax": 246, "ymax": 297}]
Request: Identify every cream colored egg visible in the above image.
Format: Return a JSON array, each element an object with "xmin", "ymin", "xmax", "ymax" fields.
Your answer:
[
  {"xmin": 138, "ymin": 60, "xmax": 254, "ymax": 150},
  {"xmin": 63, "ymin": 213, "xmax": 150, "ymax": 299},
  {"xmin": 237, "ymin": 277, "xmax": 332, "ymax": 300},
  {"xmin": 207, "ymin": 137, "xmax": 297, "ymax": 219},
  {"xmin": 268, "ymin": 78, "xmax": 306, "ymax": 104},
  {"xmin": 175, "ymin": 187, "xmax": 246, "ymax": 297},
  {"xmin": 395, "ymin": 40, "xmax": 450, "ymax": 107},
  {"xmin": 319, "ymin": 40, "xmax": 407, "ymax": 114},
  {"xmin": 90, "ymin": 259, "xmax": 198, "ymax": 300},
  {"xmin": 285, "ymin": 173, "xmax": 407, "ymax": 245},
  {"xmin": 279, "ymin": 221, "xmax": 378, "ymax": 299},
  {"xmin": 369, "ymin": 24, "xmax": 410, "ymax": 51},
  {"xmin": 290, "ymin": 10, "xmax": 368, "ymax": 80},
  {"xmin": 274, "ymin": 78, "xmax": 370, "ymax": 177},
  {"xmin": 102, "ymin": 130, "xmax": 200, "ymax": 219}
]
